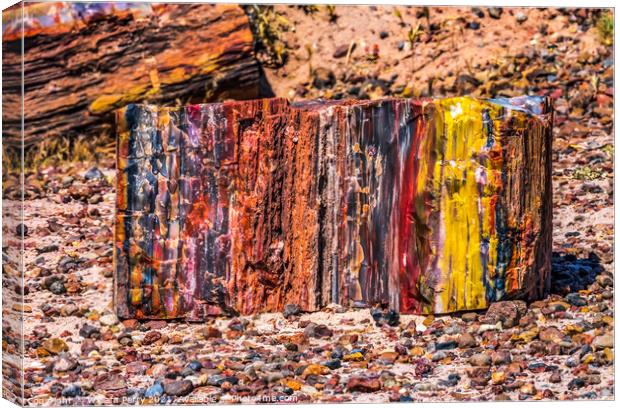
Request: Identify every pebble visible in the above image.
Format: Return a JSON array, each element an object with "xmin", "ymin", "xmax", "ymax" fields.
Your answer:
[
  {"xmin": 566, "ymin": 355, "xmax": 580, "ymax": 368},
  {"xmin": 81, "ymin": 338, "xmax": 99, "ymax": 355},
  {"xmin": 436, "ymin": 340, "xmax": 457, "ymax": 350},
  {"xmin": 142, "ymin": 330, "xmax": 163, "ymax": 345},
  {"xmin": 144, "ymin": 382, "xmax": 164, "ymax": 398},
  {"xmin": 484, "ymin": 300, "xmax": 526, "ymax": 328},
  {"xmin": 461, "ymin": 312, "xmax": 478, "ymax": 322},
  {"xmin": 15, "ymin": 223, "xmax": 28, "ymax": 236},
  {"xmin": 61, "ymin": 175, "xmax": 74, "ymax": 186},
  {"xmin": 596, "ymin": 274, "xmax": 613, "ymax": 288},
  {"xmin": 99, "ymin": 314, "xmax": 119, "ymax": 326},
  {"xmin": 515, "ymin": 12, "xmax": 528, "ymax": 23},
  {"xmin": 84, "ymin": 167, "xmax": 105, "ymax": 180},
  {"xmin": 471, "ymin": 7, "xmax": 484, "ymax": 18},
  {"xmin": 539, "ymin": 326, "xmax": 564, "ymax": 343},
  {"xmin": 186, "ymin": 360, "xmax": 202, "ymax": 372},
  {"xmin": 42, "ymin": 338, "xmax": 68, "ymax": 355},
  {"xmin": 206, "ymin": 374, "xmax": 226, "ymax": 386},
  {"xmin": 61, "ymin": 384, "xmax": 82, "ymax": 398},
  {"xmin": 458, "ymin": 332, "xmax": 477, "ymax": 348},
  {"xmin": 343, "ymin": 351, "xmax": 364, "ymax": 362},
  {"xmin": 312, "ymin": 67, "xmax": 336, "ymax": 89},
  {"xmin": 466, "ymin": 21, "xmax": 480, "ymax": 30},
  {"xmin": 487, "ymin": 7, "xmax": 502, "ymax": 19},
  {"xmin": 300, "ymin": 384, "xmax": 318, "ymax": 394},
  {"xmin": 79, "ymin": 324, "xmax": 101, "ymax": 339},
  {"xmin": 89, "ymin": 194, "xmax": 103, "ymax": 204},
  {"xmin": 145, "ymin": 320, "xmax": 168, "ymax": 330},
  {"xmin": 53, "ymin": 355, "xmax": 78, "ymax": 372},
  {"xmin": 48, "ymin": 280, "xmax": 66, "ymax": 295},
  {"xmin": 519, "ymin": 383, "xmax": 536, "ymax": 395},
  {"xmin": 549, "ymin": 371, "xmax": 562, "ymax": 383},
  {"xmin": 414, "ymin": 382, "xmax": 436, "ymax": 392},
  {"xmin": 303, "ymin": 323, "xmax": 333, "ymax": 338},
  {"xmin": 491, "ymin": 371, "xmax": 506, "ymax": 385},
  {"xmin": 203, "ymin": 326, "xmax": 222, "ymax": 339},
  {"xmin": 126, "ymin": 362, "xmax": 149, "ymax": 375},
  {"xmin": 491, "ymin": 350, "xmax": 512, "ymax": 366},
  {"xmin": 528, "ymin": 362, "xmax": 547, "ymax": 373},
  {"xmin": 148, "ymin": 364, "xmax": 168, "ymax": 378},
  {"xmin": 566, "ymin": 293, "xmax": 587, "ymax": 306},
  {"xmin": 469, "ymin": 353, "xmax": 492, "ymax": 366},
  {"xmin": 117, "ymin": 333, "xmax": 133, "ymax": 346},
  {"xmin": 431, "ymin": 351, "xmax": 447, "ymax": 362},
  {"xmin": 592, "ymin": 334, "xmax": 613, "ymax": 349},
  {"xmin": 283, "ymin": 304, "xmax": 302, "ymax": 318},
  {"xmin": 163, "ymin": 380, "xmax": 194, "ymax": 396},
  {"xmin": 370, "ymin": 308, "xmax": 400, "ymax": 326},
  {"xmin": 568, "ymin": 377, "xmax": 586, "ymax": 390},
  {"xmin": 94, "ymin": 373, "xmax": 126, "ymax": 391},
  {"xmin": 331, "ymin": 347, "xmax": 345, "ymax": 359},
  {"xmin": 60, "ymin": 303, "xmax": 78, "ymax": 316},
  {"xmin": 394, "ymin": 343, "xmax": 408, "ymax": 355},
  {"xmin": 440, "ymin": 373, "xmax": 460, "ymax": 387},
  {"xmin": 263, "ymin": 372, "xmax": 284, "ymax": 383},
  {"xmin": 346, "ymin": 377, "xmax": 381, "ymax": 392},
  {"xmin": 333, "ymin": 44, "xmax": 350, "ymax": 59},
  {"xmin": 37, "ymin": 244, "xmax": 59, "ymax": 254},
  {"xmin": 324, "ymin": 359, "xmax": 342, "ymax": 370}
]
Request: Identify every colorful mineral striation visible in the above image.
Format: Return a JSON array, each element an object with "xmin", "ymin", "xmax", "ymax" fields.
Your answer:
[{"xmin": 115, "ymin": 97, "xmax": 553, "ymax": 320}]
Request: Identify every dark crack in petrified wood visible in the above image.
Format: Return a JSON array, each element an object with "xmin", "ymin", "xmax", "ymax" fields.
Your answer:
[{"xmin": 115, "ymin": 97, "xmax": 553, "ymax": 320}]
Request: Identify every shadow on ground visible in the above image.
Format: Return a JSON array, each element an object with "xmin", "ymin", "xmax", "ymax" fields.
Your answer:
[{"xmin": 551, "ymin": 252, "xmax": 605, "ymax": 295}]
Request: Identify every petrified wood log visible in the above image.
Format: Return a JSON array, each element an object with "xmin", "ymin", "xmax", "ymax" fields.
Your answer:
[
  {"xmin": 115, "ymin": 96, "xmax": 553, "ymax": 320},
  {"xmin": 2, "ymin": 2, "xmax": 261, "ymax": 147}
]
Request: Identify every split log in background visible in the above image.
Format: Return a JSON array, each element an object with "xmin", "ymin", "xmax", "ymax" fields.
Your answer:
[
  {"xmin": 115, "ymin": 96, "xmax": 553, "ymax": 320},
  {"xmin": 1, "ymin": 2, "xmax": 264, "ymax": 147}
]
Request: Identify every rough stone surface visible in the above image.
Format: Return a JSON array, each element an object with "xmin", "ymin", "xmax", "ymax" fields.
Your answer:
[
  {"xmin": 115, "ymin": 96, "xmax": 553, "ymax": 319},
  {"xmin": 484, "ymin": 301, "xmax": 528, "ymax": 328},
  {"xmin": 163, "ymin": 380, "xmax": 194, "ymax": 397}
]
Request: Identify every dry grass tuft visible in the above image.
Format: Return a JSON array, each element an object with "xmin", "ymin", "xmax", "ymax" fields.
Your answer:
[
  {"xmin": 3, "ymin": 133, "xmax": 115, "ymax": 176},
  {"xmin": 244, "ymin": 5, "xmax": 290, "ymax": 68}
]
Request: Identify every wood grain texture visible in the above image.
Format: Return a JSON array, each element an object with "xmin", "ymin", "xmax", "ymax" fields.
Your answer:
[
  {"xmin": 2, "ymin": 2, "xmax": 260, "ymax": 147},
  {"xmin": 115, "ymin": 97, "xmax": 553, "ymax": 320}
]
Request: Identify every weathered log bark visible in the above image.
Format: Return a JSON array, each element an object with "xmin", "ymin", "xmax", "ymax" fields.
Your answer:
[
  {"xmin": 115, "ymin": 97, "xmax": 553, "ymax": 320},
  {"xmin": 2, "ymin": 2, "xmax": 261, "ymax": 147}
]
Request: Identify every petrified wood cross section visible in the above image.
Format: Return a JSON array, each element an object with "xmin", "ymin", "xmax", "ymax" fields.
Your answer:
[{"xmin": 115, "ymin": 97, "xmax": 553, "ymax": 320}]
